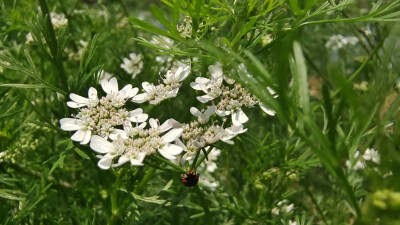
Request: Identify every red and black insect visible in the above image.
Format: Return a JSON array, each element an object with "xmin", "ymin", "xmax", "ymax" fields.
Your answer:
[{"xmin": 180, "ymin": 170, "xmax": 199, "ymax": 187}]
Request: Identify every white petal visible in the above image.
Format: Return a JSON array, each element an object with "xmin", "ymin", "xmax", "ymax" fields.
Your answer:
[
  {"xmin": 130, "ymin": 159, "xmax": 144, "ymax": 166},
  {"xmin": 117, "ymin": 155, "xmax": 130, "ymax": 165},
  {"xmin": 190, "ymin": 77, "xmax": 210, "ymax": 90},
  {"xmin": 190, "ymin": 107, "xmax": 202, "ymax": 117},
  {"xmin": 98, "ymin": 157, "xmax": 113, "ymax": 170},
  {"xmin": 209, "ymin": 62, "xmax": 223, "ymax": 80},
  {"xmin": 80, "ymin": 130, "xmax": 92, "ymax": 144},
  {"xmin": 204, "ymin": 106, "xmax": 216, "ymax": 118},
  {"xmin": 159, "ymin": 143, "xmax": 183, "ymax": 160},
  {"xmin": 260, "ymin": 104, "xmax": 276, "ymax": 116},
  {"xmin": 159, "ymin": 119, "xmax": 173, "ymax": 132},
  {"xmin": 109, "ymin": 129, "xmax": 128, "ymax": 140},
  {"xmin": 89, "ymin": 135, "xmax": 113, "ymax": 154},
  {"xmin": 109, "ymin": 77, "xmax": 119, "ymax": 93},
  {"xmin": 101, "ymin": 78, "xmax": 110, "ymax": 94},
  {"xmin": 216, "ymin": 110, "xmax": 231, "ymax": 117},
  {"xmin": 267, "ymin": 86, "xmax": 276, "ymax": 96},
  {"xmin": 71, "ymin": 130, "xmax": 86, "ymax": 142},
  {"xmin": 167, "ymin": 88, "xmax": 179, "ymax": 98},
  {"xmin": 149, "ymin": 118, "xmax": 158, "ymax": 128},
  {"xmin": 177, "ymin": 65, "xmax": 191, "ymax": 81},
  {"xmin": 162, "ymin": 128, "xmax": 183, "ymax": 143},
  {"xmin": 66, "ymin": 101, "xmax": 81, "ymax": 108},
  {"xmin": 132, "ymin": 93, "xmax": 148, "ymax": 103},
  {"xmin": 130, "ymin": 108, "xmax": 144, "ymax": 115},
  {"xmin": 69, "ymin": 93, "xmax": 88, "ymax": 104},
  {"xmin": 130, "ymin": 114, "xmax": 148, "ymax": 123},
  {"xmin": 60, "ymin": 118, "xmax": 81, "ymax": 131},
  {"xmin": 88, "ymin": 87, "xmax": 98, "ymax": 100},
  {"xmin": 131, "ymin": 93, "xmax": 148, "ymax": 103},
  {"xmin": 197, "ymin": 95, "xmax": 214, "ymax": 103},
  {"xmin": 142, "ymin": 82, "xmax": 153, "ymax": 93},
  {"xmin": 232, "ymin": 109, "xmax": 249, "ymax": 126}
]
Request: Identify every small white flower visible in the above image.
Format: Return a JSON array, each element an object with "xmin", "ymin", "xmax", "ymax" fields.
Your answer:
[
  {"xmin": 163, "ymin": 65, "xmax": 191, "ymax": 85},
  {"xmin": 190, "ymin": 106, "xmax": 216, "ymax": 124},
  {"xmin": 60, "ymin": 118, "xmax": 93, "ymax": 144},
  {"xmin": 26, "ymin": 32, "xmax": 34, "ymax": 44},
  {"xmin": 221, "ymin": 124, "xmax": 248, "ymax": 144},
  {"xmin": 190, "ymin": 62, "xmax": 224, "ymax": 103},
  {"xmin": 363, "ymin": 148, "xmax": 380, "ymax": 164},
  {"xmin": 148, "ymin": 118, "xmax": 184, "ymax": 160},
  {"xmin": 50, "ymin": 12, "xmax": 68, "ymax": 28},
  {"xmin": 67, "ymin": 87, "xmax": 99, "ymax": 108},
  {"xmin": 101, "ymin": 77, "xmax": 139, "ymax": 100},
  {"xmin": 120, "ymin": 53, "xmax": 143, "ymax": 79}
]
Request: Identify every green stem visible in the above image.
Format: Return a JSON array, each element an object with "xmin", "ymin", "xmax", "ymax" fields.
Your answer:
[
  {"xmin": 153, "ymin": 154, "xmax": 186, "ymax": 173},
  {"xmin": 190, "ymin": 148, "xmax": 202, "ymax": 170},
  {"xmin": 134, "ymin": 167, "xmax": 157, "ymax": 195},
  {"xmin": 194, "ymin": 147, "xmax": 213, "ymax": 169},
  {"xmin": 194, "ymin": 186, "xmax": 213, "ymax": 225}
]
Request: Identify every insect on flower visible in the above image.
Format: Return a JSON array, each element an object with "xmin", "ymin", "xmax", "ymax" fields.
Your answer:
[{"xmin": 180, "ymin": 170, "xmax": 199, "ymax": 187}]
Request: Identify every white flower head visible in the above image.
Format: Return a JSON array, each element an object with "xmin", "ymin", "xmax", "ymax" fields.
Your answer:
[
  {"xmin": 363, "ymin": 148, "xmax": 380, "ymax": 164},
  {"xmin": 163, "ymin": 65, "xmax": 191, "ymax": 85},
  {"xmin": 190, "ymin": 106, "xmax": 216, "ymax": 124},
  {"xmin": 67, "ymin": 87, "xmax": 99, "ymax": 108},
  {"xmin": 120, "ymin": 53, "xmax": 143, "ymax": 79},
  {"xmin": 50, "ymin": 12, "xmax": 68, "ymax": 28},
  {"xmin": 148, "ymin": 118, "xmax": 184, "ymax": 160},
  {"xmin": 101, "ymin": 77, "xmax": 139, "ymax": 101}
]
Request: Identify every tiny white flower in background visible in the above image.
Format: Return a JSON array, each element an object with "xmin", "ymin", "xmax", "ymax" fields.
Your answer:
[
  {"xmin": 50, "ymin": 12, "xmax": 68, "ymax": 28},
  {"xmin": 121, "ymin": 53, "xmax": 143, "ymax": 79},
  {"xmin": 362, "ymin": 148, "xmax": 380, "ymax": 164},
  {"xmin": 67, "ymin": 87, "xmax": 99, "ymax": 108},
  {"xmin": 26, "ymin": 32, "xmax": 34, "ymax": 44},
  {"xmin": 190, "ymin": 106, "xmax": 216, "ymax": 124},
  {"xmin": 288, "ymin": 220, "xmax": 298, "ymax": 225},
  {"xmin": 202, "ymin": 147, "xmax": 221, "ymax": 173},
  {"xmin": 325, "ymin": 34, "xmax": 359, "ymax": 50}
]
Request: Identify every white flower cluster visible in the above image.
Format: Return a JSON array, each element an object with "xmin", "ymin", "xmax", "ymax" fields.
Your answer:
[
  {"xmin": 346, "ymin": 148, "xmax": 380, "ymax": 170},
  {"xmin": 50, "ymin": 12, "xmax": 68, "ymax": 28},
  {"xmin": 325, "ymin": 34, "xmax": 359, "ymax": 50},
  {"xmin": 177, "ymin": 16, "xmax": 193, "ymax": 39},
  {"xmin": 120, "ymin": 53, "xmax": 143, "ymax": 79},
  {"xmin": 132, "ymin": 66, "xmax": 191, "ymax": 105},
  {"xmin": 60, "ymin": 62, "xmax": 274, "ymax": 171},
  {"xmin": 175, "ymin": 62, "xmax": 274, "ymax": 160}
]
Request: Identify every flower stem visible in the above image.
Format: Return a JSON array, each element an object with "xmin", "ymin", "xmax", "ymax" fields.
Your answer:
[
  {"xmin": 194, "ymin": 147, "xmax": 213, "ymax": 169},
  {"xmin": 190, "ymin": 148, "xmax": 202, "ymax": 170},
  {"xmin": 152, "ymin": 154, "xmax": 186, "ymax": 173},
  {"xmin": 194, "ymin": 186, "xmax": 214, "ymax": 225}
]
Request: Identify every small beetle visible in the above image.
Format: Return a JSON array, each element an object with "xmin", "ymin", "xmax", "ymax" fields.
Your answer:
[{"xmin": 180, "ymin": 170, "xmax": 199, "ymax": 187}]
